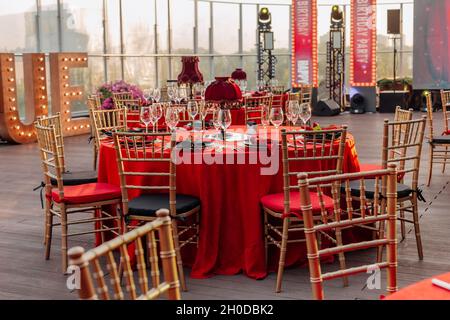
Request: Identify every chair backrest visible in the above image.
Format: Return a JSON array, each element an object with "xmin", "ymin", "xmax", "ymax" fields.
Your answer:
[
  {"xmin": 112, "ymin": 92, "xmax": 132, "ymax": 101},
  {"xmin": 113, "ymin": 132, "xmax": 177, "ymax": 216},
  {"xmin": 441, "ymin": 90, "xmax": 450, "ymax": 134},
  {"xmin": 281, "ymin": 127, "xmax": 347, "ymax": 215},
  {"xmin": 425, "ymin": 92, "xmax": 435, "ymax": 139},
  {"xmin": 35, "ymin": 113, "xmax": 66, "ymax": 172},
  {"xmin": 394, "ymin": 106, "xmax": 413, "ymax": 122},
  {"xmin": 68, "ymin": 209, "xmax": 181, "ymax": 300},
  {"xmin": 34, "ymin": 123, "xmax": 65, "ymax": 199},
  {"xmin": 382, "ymin": 117, "xmax": 426, "ymax": 189},
  {"xmin": 90, "ymin": 108, "xmax": 127, "ymax": 150},
  {"xmin": 87, "ymin": 95, "xmax": 101, "ymax": 110},
  {"xmin": 298, "ymin": 165, "xmax": 398, "ymax": 300},
  {"xmin": 299, "ymin": 84, "xmax": 313, "ymax": 105},
  {"xmin": 243, "ymin": 95, "xmax": 273, "ymax": 124}
]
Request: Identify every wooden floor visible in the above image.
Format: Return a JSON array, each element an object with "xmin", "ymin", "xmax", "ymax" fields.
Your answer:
[{"xmin": 1, "ymin": 112, "xmax": 450, "ymax": 300}]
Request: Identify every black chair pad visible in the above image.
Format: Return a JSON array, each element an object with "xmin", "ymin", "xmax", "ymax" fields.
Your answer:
[
  {"xmin": 50, "ymin": 171, "xmax": 98, "ymax": 186},
  {"xmin": 432, "ymin": 135, "xmax": 450, "ymax": 144},
  {"xmin": 341, "ymin": 179, "xmax": 413, "ymax": 199},
  {"xmin": 128, "ymin": 193, "xmax": 200, "ymax": 217}
]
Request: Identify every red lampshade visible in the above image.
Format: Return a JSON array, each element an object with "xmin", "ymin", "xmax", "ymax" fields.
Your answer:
[
  {"xmin": 231, "ymin": 68, "xmax": 247, "ymax": 81},
  {"xmin": 177, "ymin": 56, "xmax": 204, "ymax": 84},
  {"xmin": 205, "ymin": 77, "xmax": 242, "ymax": 105}
]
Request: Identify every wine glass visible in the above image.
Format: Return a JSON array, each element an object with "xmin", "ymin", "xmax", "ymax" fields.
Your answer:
[
  {"xmin": 165, "ymin": 107, "xmax": 179, "ymax": 132},
  {"xmin": 140, "ymin": 106, "xmax": 152, "ymax": 133},
  {"xmin": 167, "ymin": 86, "xmax": 176, "ymax": 103},
  {"xmin": 212, "ymin": 108, "xmax": 222, "ymax": 136},
  {"xmin": 187, "ymin": 100, "xmax": 199, "ymax": 127},
  {"xmin": 153, "ymin": 88, "xmax": 161, "ymax": 103},
  {"xmin": 299, "ymin": 103, "xmax": 312, "ymax": 129},
  {"xmin": 240, "ymin": 80, "xmax": 248, "ymax": 93},
  {"xmin": 199, "ymin": 101, "xmax": 209, "ymax": 130},
  {"xmin": 270, "ymin": 107, "xmax": 284, "ymax": 129},
  {"xmin": 218, "ymin": 109, "xmax": 232, "ymax": 140},
  {"xmin": 151, "ymin": 103, "xmax": 163, "ymax": 133},
  {"xmin": 143, "ymin": 89, "xmax": 152, "ymax": 104},
  {"xmin": 256, "ymin": 80, "xmax": 265, "ymax": 92},
  {"xmin": 287, "ymin": 101, "xmax": 300, "ymax": 126},
  {"xmin": 261, "ymin": 105, "xmax": 270, "ymax": 128},
  {"xmin": 178, "ymin": 86, "xmax": 188, "ymax": 104}
]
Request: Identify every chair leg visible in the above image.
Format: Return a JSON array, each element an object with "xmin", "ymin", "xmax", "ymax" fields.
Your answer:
[
  {"xmin": 335, "ymin": 227, "xmax": 349, "ymax": 287},
  {"xmin": 443, "ymin": 146, "xmax": 449, "ymax": 174},
  {"xmin": 377, "ymin": 220, "xmax": 386, "ymax": 263},
  {"xmin": 412, "ymin": 199, "xmax": 424, "ymax": 260},
  {"xmin": 276, "ymin": 218, "xmax": 289, "ymax": 293},
  {"xmin": 171, "ymin": 220, "xmax": 188, "ymax": 292},
  {"xmin": 61, "ymin": 205, "xmax": 69, "ymax": 273},
  {"xmin": 399, "ymin": 202, "xmax": 406, "ymax": 241},
  {"xmin": 44, "ymin": 201, "xmax": 53, "ymax": 260},
  {"xmin": 427, "ymin": 146, "xmax": 434, "ymax": 187},
  {"xmin": 93, "ymin": 144, "xmax": 98, "ymax": 171},
  {"xmin": 264, "ymin": 210, "xmax": 269, "ymax": 267}
]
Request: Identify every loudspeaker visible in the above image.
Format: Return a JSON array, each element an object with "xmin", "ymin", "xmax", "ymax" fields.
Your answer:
[
  {"xmin": 387, "ymin": 9, "xmax": 401, "ymax": 35},
  {"xmin": 350, "ymin": 94, "xmax": 366, "ymax": 114},
  {"xmin": 313, "ymin": 100, "xmax": 341, "ymax": 117},
  {"xmin": 379, "ymin": 91, "xmax": 407, "ymax": 113}
]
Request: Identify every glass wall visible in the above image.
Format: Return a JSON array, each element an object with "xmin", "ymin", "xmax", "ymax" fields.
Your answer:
[{"xmin": 0, "ymin": 0, "xmax": 414, "ymax": 115}]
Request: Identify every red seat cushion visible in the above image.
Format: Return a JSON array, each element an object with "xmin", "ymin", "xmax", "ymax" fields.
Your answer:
[
  {"xmin": 261, "ymin": 191, "xmax": 334, "ymax": 219},
  {"xmin": 52, "ymin": 183, "xmax": 121, "ymax": 205},
  {"xmin": 359, "ymin": 162, "xmax": 405, "ymax": 181},
  {"xmin": 359, "ymin": 163, "xmax": 382, "ymax": 172}
]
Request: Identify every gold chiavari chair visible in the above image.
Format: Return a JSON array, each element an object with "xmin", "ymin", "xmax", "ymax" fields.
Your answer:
[
  {"xmin": 112, "ymin": 91, "xmax": 132, "ymax": 102},
  {"xmin": 349, "ymin": 117, "xmax": 427, "ymax": 259},
  {"xmin": 243, "ymin": 95, "xmax": 273, "ymax": 124},
  {"xmin": 87, "ymin": 95, "xmax": 101, "ymax": 110},
  {"xmin": 35, "ymin": 124, "xmax": 123, "ymax": 272},
  {"xmin": 359, "ymin": 107, "xmax": 413, "ymax": 173},
  {"xmin": 298, "ymin": 165, "xmax": 398, "ymax": 300},
  {"xmin": 261, "ymin": 126, "xmax": 348, "ymax": 293},
  {"xmin": 395, "ymin": 106, "xmax": 414, "ymax": 122},
  {"xmin": 68, "ymin": 209, "xmax": 181, "ymax": 300},
  {"xmin": 113, "ymin": 131, "xmax": 201, "ymax": 292},
  {"xmin": 90, "ymin": 108, "xmax": 127, "ymax": 170},
  {"xmin": 299, "ymin": 84, "xmax": 313, "ymax": 105},
  {"xmin": 36, "ymin": 114, "xmax": 97, "ymax": 184},
  {"xmin": 441, "ymin": 90, "xmax": 450, "ymax": 136},
  {"xmin": 426, "ymin": 93, "xmax": 450, "ymax": 186}
]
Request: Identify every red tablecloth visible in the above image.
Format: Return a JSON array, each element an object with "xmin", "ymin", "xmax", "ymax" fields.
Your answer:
[
  {"xmin": 385, "ymin": 273, "xmax": 450, "ymax": 300},
  {"xmin": 97, "ymin": 126, "xmax": 360, "ymax": 279}
]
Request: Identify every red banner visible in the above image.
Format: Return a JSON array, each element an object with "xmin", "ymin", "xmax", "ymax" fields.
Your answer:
[
  {"xmin": 350, "ymin": 0, "xmax": 377, "ymax": 86},
  {"xmin": 291, "ymin": 0, "xmax": 318, "ymax": 88}
]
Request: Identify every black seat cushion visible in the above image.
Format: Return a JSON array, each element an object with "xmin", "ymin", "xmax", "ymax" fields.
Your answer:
[
  {"xmin": 432, "ymin": 135, "xmax": 450, "ymax": 144},
  {"xmin": 50, "ymin": 171, "xmax": 98, "ymax": 186},
  {"xmin": 128, "ymin": 193, "xmax": 200, "ymax": 217},
  {"xmin": 341, "ymin": 179, "xmax": 413, "ymax": 199}
]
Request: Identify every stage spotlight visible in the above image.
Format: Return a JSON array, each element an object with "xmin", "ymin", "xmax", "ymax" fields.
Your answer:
[
  {"xmin": 258, "ymin": 7, "xmax": 271, "ymax": 26},
  {"xmin": 331, "ymin": 5, "xmax": 344, "ymax": 27}
]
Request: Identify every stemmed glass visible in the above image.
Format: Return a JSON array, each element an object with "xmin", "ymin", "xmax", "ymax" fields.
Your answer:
[
  {"xmin": 187, "ymin": 100, "xmax": 199, "ymax": 128},
  {"xmin": 151, "ymin": 103, "xmax": 163, "ymax": 133},
  {"xmin": 299, "ymin": 103, "xmax": 312, "ymax": 129},
  {"xmin": 287, "ymin": 101, "xmax": 300, "ymax": 126},
  {"xmin": 269, "ymin": 107, "xmax": 284, "ymax": 130},
  {"xmin": 261, "ymin": 105, "xmax": 270, "ymax": 128},
  {"xmin": 165, "ymin": 107, "xmax": 180, "ymax": 132},
  {"xmin": 143, "ymin": 89, "xmax": 152, "ymax": 104},
  {"xmin": 218, "ymin": 109, "xmax": 232, "ymax": 140},
  {"xmin": 152, "ymin": 88, "xmax": 161, "ymax": 103},
  {"xmin": 212, "ymin": 108, "xmax": 222, "ymax": 136},
  {"xmin": 140, "ymin": 106, "xmax": 152, "ymax": 133},
  {"xmin": 167, "ymin": 86, "xmax": 177, "ymax": 103},
  {"xmin": 199, "ymin": 101, "xmax": 209, "ymax": 130}
]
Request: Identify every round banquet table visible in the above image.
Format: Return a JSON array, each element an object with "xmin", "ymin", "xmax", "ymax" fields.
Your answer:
[
  {"xmin": 97, "ymin": 126, "xmax": 360, "ymax": 279},
  {"xmin": 385, "ymin": 273, "xmax": 450, "ymax": 300}
]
